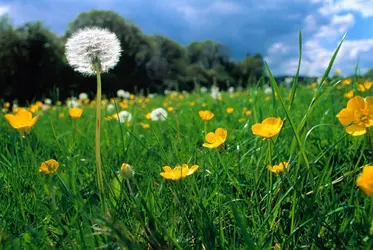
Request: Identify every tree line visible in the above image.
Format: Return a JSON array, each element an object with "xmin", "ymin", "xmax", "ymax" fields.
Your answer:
[{"xmin": 0, "ymin": 9, "xmax": 268, "ymax": 104}]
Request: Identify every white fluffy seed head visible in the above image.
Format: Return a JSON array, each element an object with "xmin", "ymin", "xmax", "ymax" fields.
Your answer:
[
  {"xmin": 117, "ymin": 110, "xmax": 132, "ymax": 123},
  {"xmin": 65, "ymin": 27, "xmax": 122, "ymax": 76},
  {"xmin": 151, "ymin": 108, "xmax": 168, "ymax": 121}
]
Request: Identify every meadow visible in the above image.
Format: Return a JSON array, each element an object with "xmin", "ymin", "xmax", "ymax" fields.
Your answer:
[
  {"xmin": 1, "ymin": 30, "xmax": 373, "ymax": 250},
  {"xmin": 1, "ymin": 72, "xmax": 373, "ymax": 249}
]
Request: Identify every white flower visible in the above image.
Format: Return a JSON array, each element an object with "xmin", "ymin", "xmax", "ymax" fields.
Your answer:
[
  {"xmin": 65, "ymin": 27, "xmax": 122, "ymax": 76},
  {"xmin": 79, "ymin": 92, "xmax": 88, "ymax": 100},
  {"xmin": 148, "ymin": 93, "xmax": 156, "ymax": 98},
  {"xmin": 117, "ymin": 110, "xmax": 132, "ymax": 123},
  {"xmin": 106, "ymin": 103, "xmax": 115, "ymax": 113},
  {"xmin": 151, "ymin": 108, "xmax": 168, "ymax": 121},
  {"xmin": 44, "ymin": 98, "xmax": 52, "ymax": 105}
]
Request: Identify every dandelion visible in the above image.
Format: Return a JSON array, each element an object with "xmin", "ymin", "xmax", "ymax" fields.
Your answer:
[
  {"xmin": 120, "ymin": 163, "xmax": 134, "ymax": 179},
  {"xmin": 106, "ymin": 103, "xmax": 115, "ymax": 113},
  {"xmin": 69, "ymin": 108, "xmax": 83, "ymax": 119},
  {"xmin": 65, "ymin": 27, "xmax": 122, "ymax": 200},
  {"xmin": 117, "ymin": 89, "xmax": 127, "ymax": 98},
  {"xmin": 5, "ymin": 108, "xmax": 38, "ymax": 136},
  {"xmin": 200, "ymin": 87, "xmax": 208, "ymax": 93},
  {"xmin": 356, "ymin": 165, "xmax": 373, "ymax": 197},
  {"xmin": 203, "ymin": 128, "xmax": 227, "ymax": 148},
  {"xmin": 39, "ymin": 159, "xmax": 60, "ymax": 175},
  {"xmin": 79, "ymin": 92, "xmax": 88, "ymax": 101},
  {"xmin": 336, "ymin": 96, "xmax": 373, "ymax": 136},
  {"xmin": 267, "ymin": 162, "xmax": 289, "ymax": 174},
  {"xmin": 251, "ymin": 117, "xmax": 283, "ymax": 139},
  {"xmin": 44, "ymin": 98, "xmax": 52, "ymax": 105},
  {"xmin": 67, "ymin": 98, "xmax": 82, "ymax": 108},
  {"xmin": 264, "ymin": 86, "xmax": 272, "ymax": 95},
  {"xmin": 151, "ymin": 108, "xmax": 168, "ymax": 121},
  {"xmin": 199, "ymin": 110, "xmax": 214, "ymax": 121},
  {"xmin": 160, "ymin": 164, "xmax": 199, "ymax": 181},
  {"xmin": 117, "ymin": 110, "xmax": 132, "ymax": 123},
  {"xmin": 226, "ymin": 107, "xmax": 234, "ymax": 114},
  {"xmin": 65, "ymin": 27, "xmax": 121, "ymax": 75}
]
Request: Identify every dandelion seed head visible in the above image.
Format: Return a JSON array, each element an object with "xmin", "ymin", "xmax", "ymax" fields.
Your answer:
[
  {"xmin": 151, "ymin": 108, "xmax": 168, "ymax": 121},
  {"xmin": 65, "ymin": 27, "xmax": 122, "ymax": 76},
  {"xmin": 117, "ymin": 110, "xmax": 132, "ymax": 123}
]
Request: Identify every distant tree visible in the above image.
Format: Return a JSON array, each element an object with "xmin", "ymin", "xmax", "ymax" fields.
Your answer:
[
  {"xmin": 365, "ymin": 68, "xmax": 373, "ymax": 79},
  {"xmin": 0, "ymin": 18, "xmax": 65, "ymax": 104}
]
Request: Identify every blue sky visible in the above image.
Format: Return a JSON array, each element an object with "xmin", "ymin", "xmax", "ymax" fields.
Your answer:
[{"xmin": 1, "ymin": 0, "xmax": 373, "ymax": 76}]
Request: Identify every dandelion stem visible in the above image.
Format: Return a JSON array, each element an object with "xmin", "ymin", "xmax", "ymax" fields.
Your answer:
[{"xmin": 94, "ymin": 63, "xmax": 106, "ymax": 212}]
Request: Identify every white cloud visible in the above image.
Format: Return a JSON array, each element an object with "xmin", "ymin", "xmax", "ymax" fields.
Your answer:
[
  {"xmin": 264, "ymin": 0, "xmax": 373, "ymax": 76},
  {"xmin": 317, "ymin": 0, "xmax": 373, "ymax": 17},
  {"xmin": 0, "ymin": 5, "xmax": 9, "ymax": 16}
]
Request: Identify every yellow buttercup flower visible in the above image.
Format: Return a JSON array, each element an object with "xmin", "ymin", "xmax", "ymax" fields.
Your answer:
[
  {"xmin": 251, "ymin": 117, "xmax": 283, "ymax": 139},
  {"xmin": 36, "ymin": 101, "xmax": 43, "ymax": 108},
  {"xmin": 356, "ymin": 165, "xmax": 373, "ymax": 197},
  {"xmin": 199, "ymin": 110, "xmax": 214, "ymax": 121},
  {"xmin": 245, "ymin": 110, "xmax": 252, "ymax": 116},
  {"xmin": 39, "ymin": 159, "xmax": 60, "ymax": 175},
  {"xmin": 69, "ymin": 108, "xmax": 83, "ymax": 119},
  {"xmin": 336, "ymin": 96, "xmax": 373, "ymax": 136},
  {"xmin": 5, "ymin": 108, "xmax": 38, "ymax": 136},
  {"xmin": 145, "ymin": 112, "xmax": 152, "ymax": 120},
  {"xmin": 342, "ymin": 79, "xmax": 352, "ymax": 85},
  {"xmin": 365, "ymin": 81, "xmax": 373, "ymax": 90},
  {"xmin": 335, "ymin": 68, "xmax": 341, "ymax": 75},
  {"xmin": 310, "ymin": 82, "xmax": 317, "ymax": 88},
  {"xmin": 59, "ymin": 113, "xmax": 65, "ymax": 118},
  {"xmin": 344, "ymin": 90, "xmax": 354, "ymax": 99},
  {"xmin": 358, "ymin": 84, "xmax": 367, "ymax": 92},
  {"xmin": 167, "ymin": 107, "xmax": 174, "ymax": 112},
  {"xmin": 264, "ymin": 96, "xmax": 271, "ymax": 102},
  {"xmin": 267, "ymin": 162, "xmax": 289, "ymax": 174},
  {"xmin": 160, "ymin": 164, "xmax": 199, "ymax": 181},
  {"xmin": 226, "ymin": 107, "xmax": 234, "ymax": 114},
  {"xmin": 203, "ymin": 128, "xmax": 227, "ymax": 148},
  {"xmin": 4, "ymin": 102, "xmax": 10, "ymax": 108},
  {"xmin": 141, "ymin": 123, "xmax": 150, "ymax": 129}
]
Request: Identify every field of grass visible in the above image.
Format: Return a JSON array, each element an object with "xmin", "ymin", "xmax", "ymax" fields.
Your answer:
[{"xmin": 1, "ymin": 71, "xmax": 373, "ymax": 249}]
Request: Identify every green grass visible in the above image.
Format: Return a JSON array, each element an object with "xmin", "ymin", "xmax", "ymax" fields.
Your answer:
[{"xmin": 0, "ymin": 79, "xmax": 373, "ymax": 249}]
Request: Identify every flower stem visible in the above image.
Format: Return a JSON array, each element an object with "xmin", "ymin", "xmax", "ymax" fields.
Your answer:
[{"xmin": 94, "ymin": 63, "xmax": 106, "ymax": 212}]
